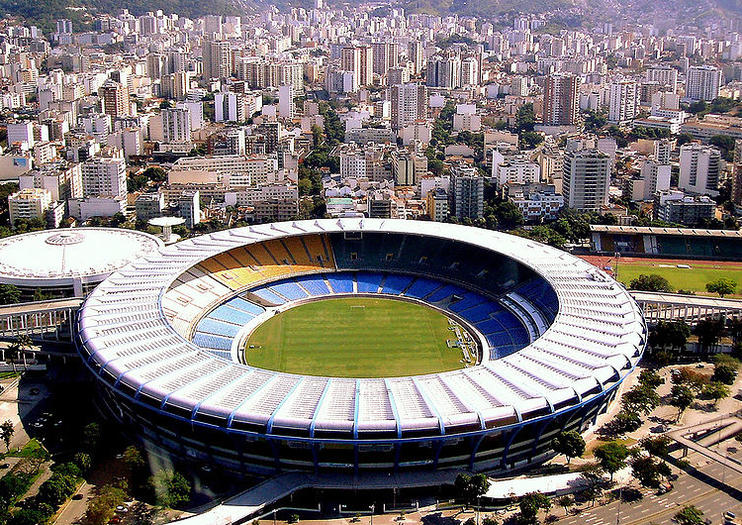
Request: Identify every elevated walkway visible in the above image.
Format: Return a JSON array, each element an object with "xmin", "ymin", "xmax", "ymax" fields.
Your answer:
[{"xmin": 667, "ymin": 414, "xmax": 742, "ymax": 476}]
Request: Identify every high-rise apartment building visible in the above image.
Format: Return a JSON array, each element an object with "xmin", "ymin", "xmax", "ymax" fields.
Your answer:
[
  {"xmin": 99, "ymin": 80, "xmax": 130, "ymax": 118},
  {"xmin": 679, "ymin": 143, "xmax": 721, "ymax": 195},
  {"xmin": 8, "ymin": 188, "xmax": 53, "ymax": 224},
  {"xmin": 645, "ymin": 67, "xmax": 679, "ymax": 93},
  {"xmin": 562, "ymin": 149, "xmax": 611, "ymax": 211},
  {"xmin": 82, "ymin": 154, "xmax": 127, "ymax": 198},
  {"xmin": 685, "ymin": 65, "xmax": 722, "ymax": 101},
  {"xmin": 608, "ymin": 80, "xmax": 638, "ymax": 123},
  {"xmin": 389, "ymin": 83, "xmax": 427, "ymax": 131},
  {"xmin": 542, "ymin": 73, "xmax": 580, "ymax": 126},
  {"xmin": 161, "ymin": 107, "xmax": 192, "ymax": 143},
  {"xmin": 449, "ymin": 165, "xmax": 484, "ymax": 220},
  {"xmin": 202, "ymin": 39, "xmax": 232, "ymax": 80}
]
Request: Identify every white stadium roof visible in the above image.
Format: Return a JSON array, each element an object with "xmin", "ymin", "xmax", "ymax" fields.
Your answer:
[
  {"xmin": 0, "ymin": 228, "xmax": 163, "ymax": 287},
  {"xmin": 76, "ymin": 219, "xmax": 646, "ymax": 437}
]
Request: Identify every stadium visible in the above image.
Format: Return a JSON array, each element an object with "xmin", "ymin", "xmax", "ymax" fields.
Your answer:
[{"xmin": 74, "ymin": 219, "xmax": 646, "ymax": 479}]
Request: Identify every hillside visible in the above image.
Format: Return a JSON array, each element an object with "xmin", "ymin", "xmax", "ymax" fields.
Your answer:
[{"xmin": 0, "ymin": 0, "xmax": 242, "ymax": 34}]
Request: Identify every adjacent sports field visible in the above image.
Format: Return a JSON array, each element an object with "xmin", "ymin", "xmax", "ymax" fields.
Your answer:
[
  {"xmin": 244, "ymin": 297, "xmax": 466, "ymax": 377},
  {"xmin": 580, "ymin": 255, "xmax": 742, "ymax": 296}
]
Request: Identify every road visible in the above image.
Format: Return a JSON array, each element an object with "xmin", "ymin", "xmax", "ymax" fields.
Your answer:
[{"xmin": 557, "ymin": 453, "xmax": 742, "ymax": 525}]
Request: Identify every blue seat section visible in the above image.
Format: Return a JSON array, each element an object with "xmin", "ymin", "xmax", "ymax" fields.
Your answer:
[
  {"xmin": 513, "ymin": 278, "xmax": 559, "ymax": 321},
  {"xmin": 295, "ymin": 275, "xmax": 330, "ymax": 296},
  {"xmin": 270, "ymin": 281, "xmax": 308, "ymax": 301},
  {"xmin": 196, "ymin": 318, "xmax": 241, "ymax": 338},
  {"xmin": 462, "ymin": 304, "xmax": 496, "ymax": 324},
  {"xmin": 449, "ymin": 293, "xmax": 487, "ymax": 313},
  {"xmin": 403, "ymin": 278, "xmax": 441, "ymax": 299},
  {"xmin": 193, "ymin": 332, "xmax": 232, "ymax": 351},
  {"xmin": 327, "ymin": 274, "xmax": 354, "ymax": 293},
  {"xmin": 205, "ymin": 349, "xmax": 232, "ymax": 360},
  {"xmin": 228, "ymin": 297, "xmax": 265, "ymax": 316},
  {"xmin": 474, "ymin": 318, "xmax": 502, "ymax": 335},
  {"xmin": 427, "ymin": 285, "xmax": 466, "ymax": 302},
  {"xmin": 252, "ymin": 288, "xmax": 287, "ymax": 305},
  {"xmin": 356, "ymin": 272, "xmax": 384, "ymax": 293},
  {"xmin": 209, "ymin": 305, "xmax": 254, "ymax": 326},
  {"xmin": 381, "ymin": 274, "xmax": 414, "ymax": 295},
  {"xmin": 487, "ymin": 331, "xmax": 514, "ymax": 347}
]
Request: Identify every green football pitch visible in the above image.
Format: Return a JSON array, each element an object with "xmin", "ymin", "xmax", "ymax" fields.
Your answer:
[{"xmin": 244, "ymin": 297, "xmax": 466, "ymax": 378}]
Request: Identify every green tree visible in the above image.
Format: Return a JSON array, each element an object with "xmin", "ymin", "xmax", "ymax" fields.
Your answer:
[
  {"xmin": 149, "ymin": 470, "xmax": 190, "ymax": 508},
  {"xmin": 556, "ymin": 495, "xmax": 573, "ymax": 515},
  {"xmin": 81, "ymin": 422, "xmax": 101, "ymax": 452},
  {"xmin": 593, "ymin": 441, "xmax": 629, "ymax": 481},
  {"xmin": 73, "ymin": 451, "xmax": 92, "ymax": 474},
  {"xmin": 604, "ymin": 410, "xmax": 642, "ymax": 436},
  {"xmin": 648, "ymin": 321, "xmax": 690, "ymax": 353},
  {"xmin": 712, "ymin": 363, "xmax": 738, "ymax": 385},
  {"xmin": 630, "ymin": 455, "xmax": 671, "ymax": 488},
  {"xmin": 518, "ymin": 492, "xmax": 551, "ymax": 524},
  {"xmin": 621, "ymin": 383, "xmax": 660, "ymax": 415},
  {"xmin": 0, "ymin": 284, "xmax": 21, "ymax": 305},
  {"xmin": 37, "ymin": 472, "xmax": 77, "ymax": 507},
  {"xmin": 669, "ymin": 384, "xmax": 695, "ymax": 420},
  {"xmin": 702, "ymin": 382, "xmax": 730, "ymax": 407},
  {"xmin": 454, "ymin": 473, "xmax": 490, "ymax": 507},
  {"xmin": 0, "ymin": 420, "xmax": 14, "ymax": 452},
  {"xmin": 551, "ymin": 430, "xmax": 585, "ymax": 464},
  {"xmin": 84, "ymin": 485, "xmax": 127, "ymax": 525},
  {"xmin": 640, "ymin": 436, "xmax": 671, "ymax": 457},
  {"xmin": 638, "ymin": 369, "xmax": 664, "ymax": 388},
  {"xmin": 706, "ymin": 278, "xmax": 736, "ymax": 297},
  {"xmin": 674, "ymin": 505, "xmax": 704, "ymax": 525},
  {"xmin": 629, "ymin": 274, "xmax": 672, "ymax": 292},
  {"xmin": 515, "ymin": 104, "xmax": 536, "ymax": 133},
  {"xmin": 694, "ymin": 319, "xmax": 724, "ymax": 354},
  {"xmin": 7, "ymin": 508, "xmax": 53, "ymax": 525}
]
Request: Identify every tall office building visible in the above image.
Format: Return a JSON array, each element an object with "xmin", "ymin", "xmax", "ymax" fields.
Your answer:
[
  {"xmin": 678, "ymin": 143, "xmax": 721, "ymax": 195},
  {"xmin": 562, "ymin": 149, "xmax": 611, "ymax": 211},
  {"xmin": 542, "ymin": 73, "xmax": 580, "ymax": 126},
  {"xmin": 608, "ymin": 80, "xmax": 639, "ymax": 123},
  {"xmin": 449, "ymin": 165, "xmax": 484, "ymax": 220},
  {"xmin": 82, "ymin": 155, "xmax": 127, "ymax": 198},
  {"xmin": 100, "ymin": 80, "xmax": 130, "ymax": 118},
  {"xmin": 685, "ymin": 65, "xmax": 722, "ymax": 102},
  {"xmin": 389, "ymin": 83, "xmax": 427, "ymax": 131},
  {"xmin": 202, "ymin": 39, "xmax": 232, "ymax": 80}
]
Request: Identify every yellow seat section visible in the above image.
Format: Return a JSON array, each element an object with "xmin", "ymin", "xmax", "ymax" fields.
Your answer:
[{"xmin": 196, "ymin": 235, "xmax": 332, "ymax": 291}]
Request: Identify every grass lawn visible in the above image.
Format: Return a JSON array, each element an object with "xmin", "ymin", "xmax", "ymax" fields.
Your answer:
[
  {"xmin": 8, "ymin": 438, "xmax": 49, "ymax": 459},
  {"xmin": 615, "ymin": 262, "xmax": 742, "ymax": 295},
  {"xmin": 245, "ymin": 297, "xmax": 465, "ymax": 377}
]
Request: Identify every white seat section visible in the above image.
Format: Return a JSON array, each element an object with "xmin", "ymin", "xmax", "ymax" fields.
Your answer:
[
  {"xmin": 312, "ymin": 379, "xmax": 356, "ymax": 432},
  {"xmin": 356, "ymin": 379, "xmax": 396, "ymax": 432}
]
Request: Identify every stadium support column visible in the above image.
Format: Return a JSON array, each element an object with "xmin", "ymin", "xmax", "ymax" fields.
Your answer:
[
  {"xmin": 500, "ymin": 427, "xmax": 522, "ymax": 469},
  {"xmin": 469, "ymin": 435, "xmax": 485, "ymax": 471},
  {"xmin": 432, "ymin": 440, "xmax": 443, "ymax": 468},
  {"xmin": 529, "ymin": 417, "xmax": 553, "ymax": 460}
]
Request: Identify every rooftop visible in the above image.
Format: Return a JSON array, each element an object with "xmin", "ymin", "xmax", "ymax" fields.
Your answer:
[{"xmin": 0, "ymin": 228, "xmax": 163, "ymax": 284}]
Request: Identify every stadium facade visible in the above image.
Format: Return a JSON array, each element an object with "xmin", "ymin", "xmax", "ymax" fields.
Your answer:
[{"xmin": 75, "ymin": 219, "xmax": 645, "ymax": 479}]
